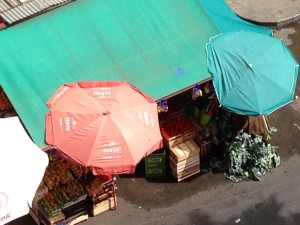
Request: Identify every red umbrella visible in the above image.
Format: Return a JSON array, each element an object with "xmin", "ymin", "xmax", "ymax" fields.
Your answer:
[{"xmin": 45, "ymin": 81, "xmax": 163, "ymax": 175}]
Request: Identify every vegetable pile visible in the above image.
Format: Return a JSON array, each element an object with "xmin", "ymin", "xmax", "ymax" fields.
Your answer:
[{"xmin": 210, "ymin": 127, "xmax": 280, "ymax": 182}]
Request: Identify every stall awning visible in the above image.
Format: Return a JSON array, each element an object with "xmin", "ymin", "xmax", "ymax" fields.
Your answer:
[
  {"xmin": 198, "ymin": 0, "xmax": 273, "ymax": 36},
  {"xmin": 0, "ymin": 0, "xmax": 219, "ymax": 148}
]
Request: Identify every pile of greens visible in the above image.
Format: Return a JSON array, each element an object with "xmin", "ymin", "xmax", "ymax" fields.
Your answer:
[{"xmin": 210, "ymin": 127, "xmax": 281, "ymax": 182}]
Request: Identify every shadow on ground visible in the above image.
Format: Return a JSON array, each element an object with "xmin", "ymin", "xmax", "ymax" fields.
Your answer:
[{"xmin": 176, "ymin": 195, "xmax": 299, "ymax": 225}]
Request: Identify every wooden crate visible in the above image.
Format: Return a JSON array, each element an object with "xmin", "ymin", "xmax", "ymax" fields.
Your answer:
[
  {"xmin": 170, "ymin": 165, "xmax": 200, "ymax": 182},
  {"xmin": 169, "ymin": 140, "xmax": 201, "ymax": 182},
  {"xmin": 169, "ymin": 154, "xmax": 199, "ymax": 173},
  {"xmin": 194, "ymin": 136, "xmax": 212, "ymax": 162},
  {"xmin": 90, "ymin": 191, "xmax": 114, "ymax": 204},
  {"xmin": 169, "ymin": 140, "xmax": 200, "ymax": 161},
  {"xmin": 66, "ymin": 213, "xmax": 88, "ymax": 225},
  {"xmin": 163, "ymin": 133, "xmax": 183, "ymax": 148},
  {"xmin": 40, "ymin": 211, "xmax": 65, "ymax": 225},
  {"xmin": 182, "ymin": 129, "xmax": 197, "ymax": 142},
  {"xmin": 89, "ymin": 197, "xmax": 116, "ymax": 217},
  {"xmin": 200, "ymin": 140, "xmax": 212, "ymax": 162}
]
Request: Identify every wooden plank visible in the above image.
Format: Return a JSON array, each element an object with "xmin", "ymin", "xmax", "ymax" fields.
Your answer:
[
  {"xmin": 175, "ymin": 170, "xmax": 201, "ymax": 182},
  {"xmin": 66, "ymin": 213, "xmax": 88, "ymax": 225},
  {"xmin": 169, "ymin": 156, "xmax": 200, "ymax": 172}
]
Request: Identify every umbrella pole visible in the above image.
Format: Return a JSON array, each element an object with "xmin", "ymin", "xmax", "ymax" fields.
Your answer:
[{"xmin": 262, "ymin": 115, "xmax": 269, "ymax": 132}]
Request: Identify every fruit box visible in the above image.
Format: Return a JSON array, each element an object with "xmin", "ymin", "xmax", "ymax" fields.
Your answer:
[
  {"xmin": 89, "ymin": 197, "xmax": 116, "ymax": 217},
  {"xmin": 162, "ymin": 133, "xmax": 183, "ymax": 148},
  {"xmin": 40, "ymin": 209, "xmax": 65, "ymax": 225}
]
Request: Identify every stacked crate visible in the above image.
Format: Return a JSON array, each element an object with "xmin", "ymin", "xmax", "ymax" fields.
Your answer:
[
  {"xmin": 84, "ymin": 176, "xmax": 117, "ymax": 217},
  {"xmin": 169, "ymin": 140, "xmax": 200, "ymax": 182}
]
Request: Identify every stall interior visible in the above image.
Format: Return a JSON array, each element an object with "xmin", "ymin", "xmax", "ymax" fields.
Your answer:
[{"xmin": 146, "ymin": 80, "xmax": 228, "ymax": 182}]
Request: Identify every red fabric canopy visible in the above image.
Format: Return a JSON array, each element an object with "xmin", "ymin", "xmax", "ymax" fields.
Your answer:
[{"xmin": 46, "ymin": 81, "xmax": 163, "ymax": 175}]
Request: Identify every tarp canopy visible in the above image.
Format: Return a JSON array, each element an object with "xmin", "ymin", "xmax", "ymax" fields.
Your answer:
[
  {"xmin": 0, "ymin": 0, "xmax": 219, "ymax": 148},
  {"xmin": 198, "ymin": 0, "xmax": 273, "ymax": 36}
]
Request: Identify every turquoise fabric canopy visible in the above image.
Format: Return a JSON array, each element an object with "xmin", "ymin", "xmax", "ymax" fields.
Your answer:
[
  {"xmin": 0, "ymin": 0, "xmax": 219, "ymax": 148},
  {"xmin": 199, "ymin": 0, "xmax": 273, "ymax": 36},
  {"xmin": 206, "ymin": 30, "xmax": 299, "ymax": 116}
]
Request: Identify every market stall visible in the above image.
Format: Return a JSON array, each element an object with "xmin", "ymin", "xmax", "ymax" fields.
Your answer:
[
  {"xmin": 31, "ymin": 152, "xmax": 117, "ymax": 225},
  {"xmin": 156, "ymin": 80, "xmax": 217, "ymax": 182}
]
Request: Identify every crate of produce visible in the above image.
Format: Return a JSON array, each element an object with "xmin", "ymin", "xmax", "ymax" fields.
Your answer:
[
  {"xmin": 38, "ymin": 193, "xmax": 63, "ymax": 219},
  {"xmin": 169, "ymin": 140, "xmax": 200, "ymax": 162},
  {"xmin": 83, "ymin": 175, "xmax": 114, "ymax": 197},
  {"xmin": 0, "ymin": 87, "xmax": 12, "ymax": 111},
  {"xmin": 145, "ymin": 148, "xmax": 166, "ymax": 177},
  {"xmin": 39, "ymin": 209, "xmax": 65, "ymax": 225},
  {"xmin": 51, "ymin": 180, "xmax": 87, "ymax": 208},
  {"xmin": 43, "ymin": 159, "xmax": 74, "ymax": 191},
  {"xmin": 160, "ymin": 115, "xmax": 195, "ymax": 148},
  {"xmin": 62, "ymin": 198, "xmax": 87, "ymax": 221},
  {"xmin": 170, "ymin": 165, "xmax": 200, "ymax": 182},
  {"xmin": 89, "ymin": 196, "xmax": 116, "ymax": 217},
  {"xmin": 183, "ymin": 128, "xmax": 197, "ymax": 142},
  {"xmin": 32, "ymin": 181, "xmax": 48, "ymax": 215},
  {"xmin": 90, "ymin": 190, "xmax": 114, "ymax": 204},
  {"xmin": 162, "ymin": 133, "xmax": 183, "ymax": 148}
]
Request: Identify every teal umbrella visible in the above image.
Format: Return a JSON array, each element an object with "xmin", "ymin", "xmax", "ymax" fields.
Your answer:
[{"xmin": 206, "ymin": 30, "xmax": 299, "ymax": 116}]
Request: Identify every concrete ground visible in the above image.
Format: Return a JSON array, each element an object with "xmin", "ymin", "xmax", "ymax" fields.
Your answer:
[{"xmin": 226, "ymin": 0, "xmax": 300, "ymax": 27}]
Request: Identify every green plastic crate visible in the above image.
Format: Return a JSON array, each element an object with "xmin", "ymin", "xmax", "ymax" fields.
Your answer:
[{"xmin": 145, "ymin": 149, "xmax": 166, "ymax": 177}]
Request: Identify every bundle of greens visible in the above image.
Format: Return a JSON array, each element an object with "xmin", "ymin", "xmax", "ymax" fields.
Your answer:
[{"xmin": 225, "ymin": 127, "xmax": 280, "ymax": 182}]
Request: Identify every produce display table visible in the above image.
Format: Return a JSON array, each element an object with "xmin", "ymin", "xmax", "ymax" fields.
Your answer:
[{"xmin": 32, "ymin": 156, "xmax": 117, "ymax": 225}]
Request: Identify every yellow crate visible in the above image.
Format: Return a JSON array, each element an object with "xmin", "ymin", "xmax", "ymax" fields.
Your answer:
[{"xmin": 169, "ymin": 140, "xmax": 200, "ymax": 161}]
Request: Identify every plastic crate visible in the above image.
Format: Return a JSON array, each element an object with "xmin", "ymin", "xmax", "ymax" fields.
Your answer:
[{"xmin": 145, "ymin": 149, "xmax": 166, "ymax": 177}]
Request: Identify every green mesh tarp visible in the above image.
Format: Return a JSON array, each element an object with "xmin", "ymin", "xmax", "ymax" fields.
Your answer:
[
  {"xmin": 199, "ymin": 0, "xmax": 273, "ymax": 36},
  {"xmin": 0, "ymin": 0, "xmax": 219, "ymax": 148}
]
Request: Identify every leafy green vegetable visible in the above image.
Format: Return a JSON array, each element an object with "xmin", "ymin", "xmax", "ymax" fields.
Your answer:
[
  {"xmin": 227, "ymin": 128, "xmax": 280, "ymax": 182},
  {"xmin": 209, "ymin": 128, "xmax": 280, "ymax": 182}
]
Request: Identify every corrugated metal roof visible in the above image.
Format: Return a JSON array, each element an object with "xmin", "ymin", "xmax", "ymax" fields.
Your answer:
[{"xmin": 0, "ymin": 0, "xmax": 72, "ymax": 25}]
